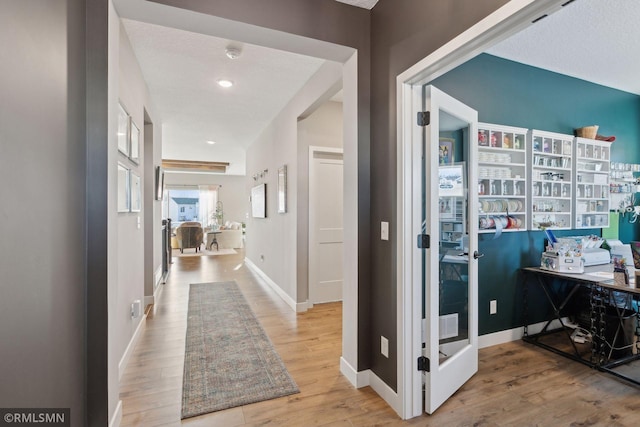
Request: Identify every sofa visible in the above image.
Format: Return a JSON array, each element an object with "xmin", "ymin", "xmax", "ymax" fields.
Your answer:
[
  {"xmin": 216, "ymin": 221, "xmax": 244, "ymax": 249},
  {"xmin": 173, "ymin": 222, "xmax": 204, "ymax": 253}
]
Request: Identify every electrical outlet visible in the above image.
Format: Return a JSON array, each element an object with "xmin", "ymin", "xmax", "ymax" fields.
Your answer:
[
  {"xmin": 381, "ymin": 221, "xmax": 389, "ymax": 241},
  {"xmin": 381, "ymin": 336, "xmax": 389, "ymax": 358},
  {"xmin": 490, "ymin": 300, "xmax": 497, "ymax": 315}
]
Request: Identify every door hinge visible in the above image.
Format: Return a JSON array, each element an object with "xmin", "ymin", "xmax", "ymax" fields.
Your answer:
[
  {"xmin": 417, "ymin": 111, "xmax": 430, "ymax": 127},
  {"xmin": 417, "ymin": 234, "xmax": 430, "ymax": 249},
  {"xmin": 417, "ymin": 356, "xmax": 430, "ymax": 372}
]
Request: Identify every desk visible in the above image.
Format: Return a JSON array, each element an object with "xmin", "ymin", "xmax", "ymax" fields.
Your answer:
[
  {"xmin": 206, "ymin": 231, "xmax": 221, "ymax": 251},
  {"xmin": 522, "ymin": 266, "xmax": 640, "ymax": 386}
]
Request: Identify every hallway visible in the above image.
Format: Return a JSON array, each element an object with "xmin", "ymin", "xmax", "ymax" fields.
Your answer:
[{"xmin": 119, "ymin": 251, "xmax": 392, "ymax": 426}]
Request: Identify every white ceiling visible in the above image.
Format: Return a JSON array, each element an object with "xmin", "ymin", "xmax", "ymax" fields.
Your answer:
[
  {"xmin": 487, "ymin": 0, "xmax": 640, "ymax": 95},
  {"xmin": 122, "ymin": 19, "xmax": 325, "ymax": 175}
]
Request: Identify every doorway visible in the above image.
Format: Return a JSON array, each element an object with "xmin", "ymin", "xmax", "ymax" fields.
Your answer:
[
  {"xmin": 309, "ymin": 147, "xmax": 344, "ymax": 304},
  {"xmin": 396, "ymin": 0, "xmax": 568, "ymax": 419}
]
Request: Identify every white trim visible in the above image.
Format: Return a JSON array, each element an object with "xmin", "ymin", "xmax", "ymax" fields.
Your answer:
[
  {"xmin": 144, "ymin": 273, "xmax": 165, "ymax": 307},
  {"xmin": 478, "ymin": 318, "xmax": 568, "ymax": 349},
  {"xmin": 308, "ymin": 145, "xmax": 345, "ymax": 305},
  {"xmin": 118, "ymin": 313, "xmax": 147, "ymax": 380},
  {"xmin": 109, "ymin": 400, "xmax": 122, "ymax": 427},
  {"xmin": 244, "ymin": 257, "xmax": 309, "ymax": 312},
  {"xmin": 154, "ymin": 265, "xmax": 163, "ymax": 287},
  {"xmin": 368, "ymin": 370, "xmax": 402, "ymax": 418},
  {"xmin": 396, "ymin": 0, "xmax": 569, "ymax": 419},
  {"xmin": 339, "ymin": 356, "xmax": 369, "ymax": 388}
]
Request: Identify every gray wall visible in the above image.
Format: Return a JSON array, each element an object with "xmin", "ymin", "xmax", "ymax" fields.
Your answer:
[
  {"xmin": 0, "ymin": 0, "xmax": 87, "ymax": 424},
  {"xmin": 369, "ymin": 0, "xmax": 510, "ymax": 388}
]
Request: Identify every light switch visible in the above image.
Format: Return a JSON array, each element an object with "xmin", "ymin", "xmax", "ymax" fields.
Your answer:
[
  {"xmin": 137, "ymin": 216, "xmax": 141, "ymax": 230},
  {"xmin": 381, "ymin": 221, "xmax": 389, "ymax": 241}
]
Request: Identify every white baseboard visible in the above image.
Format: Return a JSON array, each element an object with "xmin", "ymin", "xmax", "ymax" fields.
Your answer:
[
  {"xmin": 154, "ymin": 265, "xmax": 163, "ymax": 288},
  {"xmin": 479, "ymin": 318, "xmax": 567, "ymax": 349},
  {"xmin": 144, "ymin": 276, "xmax": 165, "ymax": 307},
  {"xmin": 118, "ymin": 313, "xmax": 147, "ymax": 381},
  {"xmin": 109, "ymin": 400, "xmax": 122, "ymax": 427},
  {"xmin": 339, "ymin": 356, "xmax": 369, "ymax": 388},
  {"xmin": 368, "ymin": 369, "xmax": 402, "ymax": 418},
  {"xmin": 244, "ymin": 257, "xmax": 308, "ymax": 313}
]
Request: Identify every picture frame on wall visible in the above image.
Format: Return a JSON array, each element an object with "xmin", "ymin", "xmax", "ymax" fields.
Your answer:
[
  {"xmin": 130, "ymin": 171, "xmax": 141, "ymax": 212},
  {"xmin": 277, "ymin": 165, "xmax": 287, "ymax": 214},
  {"xmin": 117, "ymin": 102, "xmax": 130, "ymax": 156},
  {"xmin": 439, "ymin": 137, "xmax": 455, "ymax": 165},
  {"xmin": 251, "ymin": 183, "xmax": 267, "ymax": 218},
  {"xmin": 117, "ymin": 163, "xmax": 130, "ymax": 213},
  {"xmin": 129, "ymin": 119, "xmax": 140, "ymax": 164}
]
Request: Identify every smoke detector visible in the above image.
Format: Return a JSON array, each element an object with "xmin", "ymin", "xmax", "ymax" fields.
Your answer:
[{"xmin": 225, "ymin": 46, "xmax": 242, "ymax": 60}]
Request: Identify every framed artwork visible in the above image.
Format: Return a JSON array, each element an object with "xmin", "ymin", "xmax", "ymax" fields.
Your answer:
[
  {"xmin": 117, "ymin": 163, "xmax": 130, "ymax": 212},
  {"xmin": 438, "ymin": 162, "xmax": 465, "ymax": 198},
  {"xmin": 439, "ymin": 137, "xmax": 454, "ymax": 165},
  {"xmin": 117, "ymin": 102, "xmax": 130, "ymax": 156},
  {"xmin": 251, "ymin": 183, "xmax": 267, "ymax": 218},
  {"xmin": 129, "ymin": 119, "xmax": 140, "ymax": 164},
  {"xmin": 155, "ymin": 166, "xmax": 164, "ymax": 201},
  {"xmin": 130, "ymin": 171, "xmax": 141, "ymax": 212},
  {"xmin": 277, "ymin": 165, "xmax": 287, "ymax": 214}
]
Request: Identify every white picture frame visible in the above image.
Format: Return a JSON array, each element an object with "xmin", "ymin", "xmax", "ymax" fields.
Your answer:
[
  {"xmin": 117, "ymin": 102, "xmax": 129, "ymax": 156},
  {"xmin": 129, "ymin": 119, "xmax": 140, "ymax": 164},
  {"xmin": 117, "ymin": 163, "xmax": 130, "ymax": 212},
  {"xmin": 277, "ymin": 165, "xmax": 287, "ymax": 214},
  {"xmin": 130, "ymin": 171, "xmax": 141, "ymax": 212}
]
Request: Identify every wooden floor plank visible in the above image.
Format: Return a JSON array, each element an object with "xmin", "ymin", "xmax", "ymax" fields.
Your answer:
[{"xmin": 119, "ymin": 250, "xmax": 640, "ymax": 426}]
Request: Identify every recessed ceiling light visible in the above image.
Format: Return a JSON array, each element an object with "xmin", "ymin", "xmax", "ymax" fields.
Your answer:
[
  {"xmin": 217, "ymin": 79, "xmax": 233, "ymax": 88},
  {"xmin": 206, "ymin": 140, "xmax": 216, "ymax": 145}
]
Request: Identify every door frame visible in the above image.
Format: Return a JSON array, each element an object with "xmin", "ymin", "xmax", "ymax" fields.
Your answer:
[
  {"xmin": 395, "ymin": 0, "xmax": 568, "ymax": 419},
  {"xmin": 308, "ymin": 145, "xmax": 345, "ymax": 306}
]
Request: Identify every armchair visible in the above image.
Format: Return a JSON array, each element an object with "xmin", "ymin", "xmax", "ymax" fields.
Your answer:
[{"xmin": 174, "ymin": 222, "xmax": 204, "ymax": 253}]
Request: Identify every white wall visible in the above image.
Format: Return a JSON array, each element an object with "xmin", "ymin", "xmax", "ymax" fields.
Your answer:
[
  {"xmin": 108, "ymin": 4, "xmax": 163, "ymax": 422},
  {"xmin": 296, "ymin": 100, "xmax": 344, "ymax": 302},
  {"xmin": 245, "ymin": 60, "xmax": 343, "ymax": 305},
  {"xmin": 164, "ymin": 173, "xmax": 248, "ymax": 224}
]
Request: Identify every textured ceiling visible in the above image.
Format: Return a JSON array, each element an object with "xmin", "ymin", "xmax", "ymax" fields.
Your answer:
[
  {"xmin": 335, "ymin": 0, "xmax": 379, "ymax": 9},
  {"xmin": 487, "ymin": 0, "xmax": 640, "ymax": 95},
  {"xmin": 121, "ymin": 19, "xmax": 325, "ymax": 175}
]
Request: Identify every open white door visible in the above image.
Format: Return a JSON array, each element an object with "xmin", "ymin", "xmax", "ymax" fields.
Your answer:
[{"xmin": 421, "ymin": 85, "xmax": 479, "ymax": 414}]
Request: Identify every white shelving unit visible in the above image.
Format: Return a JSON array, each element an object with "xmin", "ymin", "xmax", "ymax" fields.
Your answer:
[
  {"xmin": 440, "ymin": 197, "xmax": 465, "ymax": 246},
  {"xmin": 610, "ymin": 162, "xmax": 640, "ymax": 212},
  {"xmin": 574, "ymin": 137, "xmax": 611, "ymax": 228},
  {"xmin": 477, "ymin": 123, "xmax": 528, "ymax": 233},
  {"xmin": 528, "ymin": 130, "xmax": 574, "ymax": 230}
]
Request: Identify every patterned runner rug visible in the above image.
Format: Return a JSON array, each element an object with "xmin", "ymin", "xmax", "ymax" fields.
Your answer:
[{"xmin": 181, "ymin": 282, "xmax": 299, "ymax": 419}]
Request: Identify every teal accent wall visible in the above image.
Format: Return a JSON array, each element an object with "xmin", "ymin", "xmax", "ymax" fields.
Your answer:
[{"xmin": 432, "ymin": 54, "xmax": 640, "ymax": 334}]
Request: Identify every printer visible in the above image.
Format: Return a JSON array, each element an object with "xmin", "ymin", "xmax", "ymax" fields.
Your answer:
[{"xmin": 582, "ymin": 247, "xmax": 611, "ymax": 266}]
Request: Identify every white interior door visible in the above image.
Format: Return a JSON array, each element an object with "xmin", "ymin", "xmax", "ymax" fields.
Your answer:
[
  {"xmin": 421, "ymin": 85, "xmax": 479, "ymax": 414},
  {"xmin": 309, "ymin": 148, "xmax": 344, "ymax": 304}
]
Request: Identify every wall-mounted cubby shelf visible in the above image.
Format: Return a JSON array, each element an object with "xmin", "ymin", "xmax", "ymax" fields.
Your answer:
[
  {"xmin": 528, "ymin": 130, "xmax": 574, "ymax": 230},
  {"xmin": 477, "ymin": 123, "xmax": 528, "ymax": 233},
  {"xmin": 574, "ymin": 137, "xmax": 611, "ymax": 228}
]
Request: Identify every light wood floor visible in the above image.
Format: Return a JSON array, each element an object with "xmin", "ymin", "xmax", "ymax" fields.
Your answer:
[{"xmin": 120, "ymin": 250, "xmax": 639, "ymax": 426}]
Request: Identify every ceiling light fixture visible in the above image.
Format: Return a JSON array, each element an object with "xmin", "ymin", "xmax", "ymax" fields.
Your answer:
[
  {"xmin": 206, "ymin": 140, "xmax": 216, "ymax": 145},
  {"xmin": 225, "ymin": 46, "xmax": 242, "ymax": 60},
  {"xmin": 217, "ymin": 79, "xmax": 233, "ymax": 88}
]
